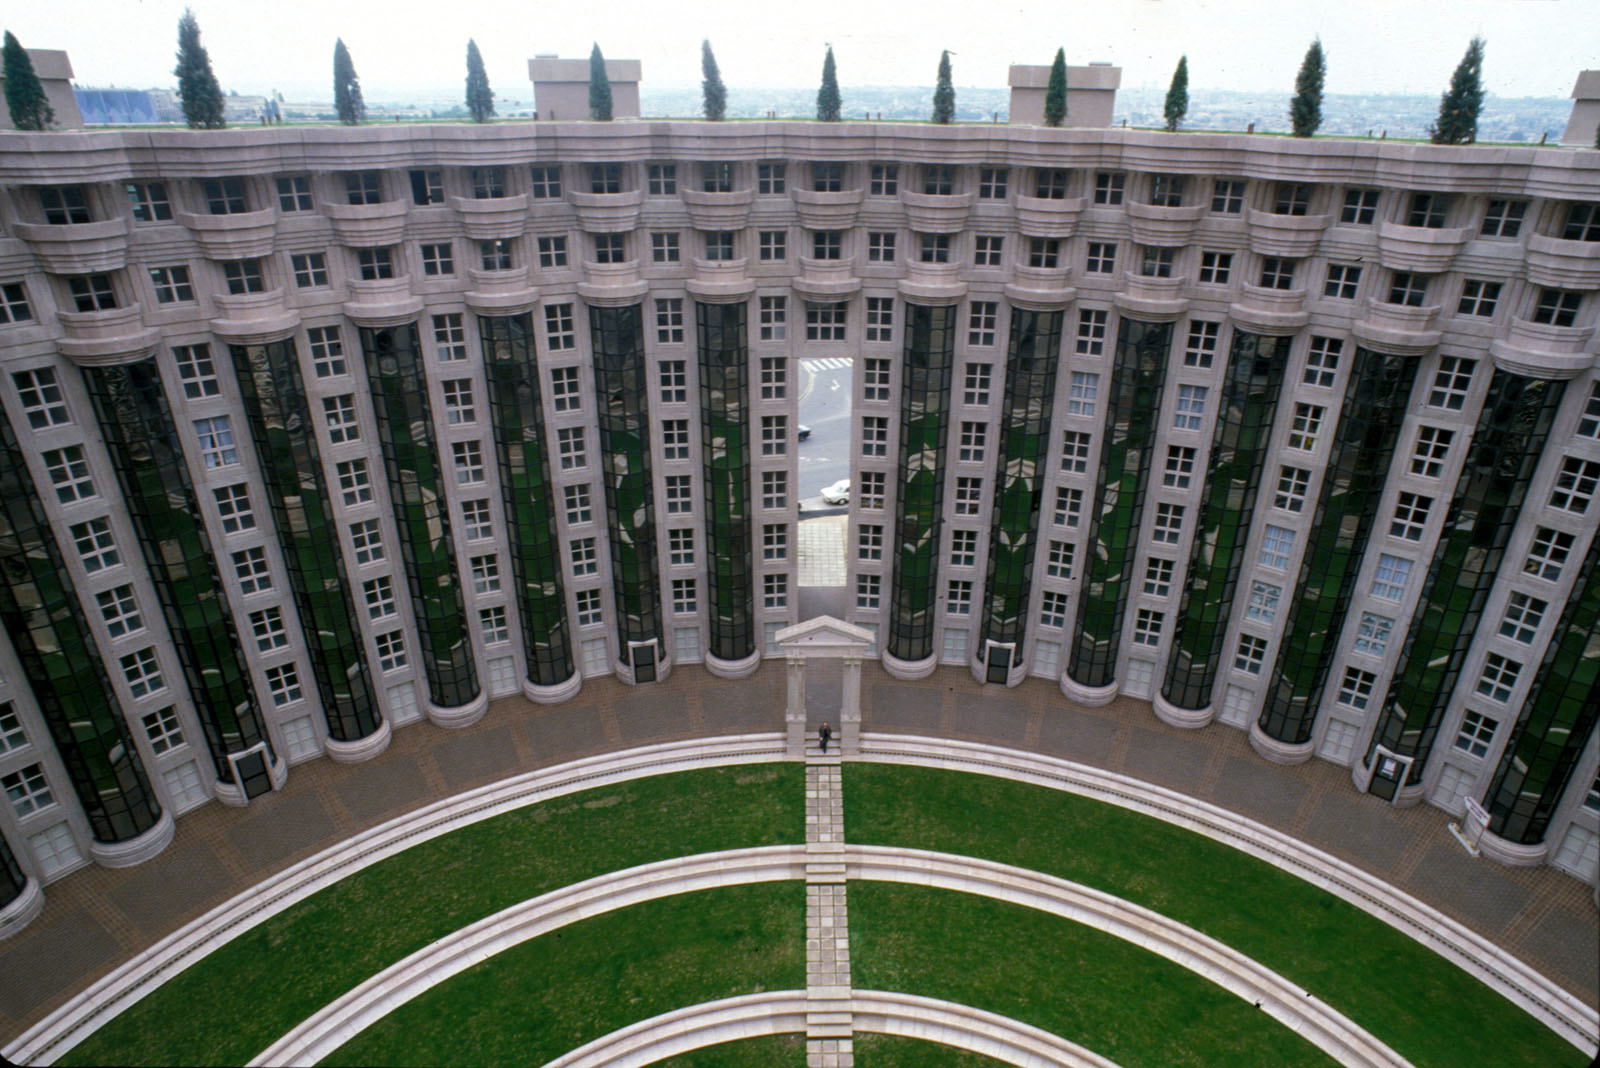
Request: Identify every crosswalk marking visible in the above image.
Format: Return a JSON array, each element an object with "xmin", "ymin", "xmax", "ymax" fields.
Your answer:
[{"xmin": 802, "ymin": 357, "xmax": 853, "ymax": 371}]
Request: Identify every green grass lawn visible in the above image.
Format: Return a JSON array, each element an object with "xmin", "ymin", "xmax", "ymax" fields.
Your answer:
[
  {"xmin": 654, "ymin": 1033, "xmax": 807, "ymax": 1065},
  {"xmin": 851, "ymin": 1034, "xmax": 1013, "ymax": 1066},
  {"xmin": 844, "ymin": 763, "xmax": 1587, "ymax": 1068},
  {"xmin": 62, "ymin": 764, "xmax": 802, "ymax": 1067},
  {"xmin": 852, "ymin": 882, "xmax": 1338, "ymax": 1068},
  {"xmin": 324, "ymin": 883, "xmax": 805, "ymax": 1067}
]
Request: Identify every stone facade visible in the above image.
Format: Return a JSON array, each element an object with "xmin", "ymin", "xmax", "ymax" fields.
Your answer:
[{"xmin": 0, "ymin": 120, "xmax": 1596, "ymax": 931}]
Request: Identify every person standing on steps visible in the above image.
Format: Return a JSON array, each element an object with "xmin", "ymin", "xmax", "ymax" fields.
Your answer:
[{"xmin": 819, "ymin": 721, "xmax": 832, "ymax": 753}]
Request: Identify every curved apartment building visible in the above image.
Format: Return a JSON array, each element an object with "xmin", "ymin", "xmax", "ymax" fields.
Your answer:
[{"xmin": 0, "ymin": 122, "xmax": 1596, "ymax": 933}]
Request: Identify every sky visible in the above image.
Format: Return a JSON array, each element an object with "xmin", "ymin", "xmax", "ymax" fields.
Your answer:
[{"xmin": 6, "ymin": 0, "xmax": 1597, "ymax": 101}]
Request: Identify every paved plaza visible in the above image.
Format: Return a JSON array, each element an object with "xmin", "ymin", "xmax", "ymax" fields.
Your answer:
[{"xmin": 1, "ymin": 661, "xmax": 1595, "ymax": 1047}]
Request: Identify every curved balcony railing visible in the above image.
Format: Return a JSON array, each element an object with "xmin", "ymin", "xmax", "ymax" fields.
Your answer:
[
  {"xmin": 322, "ymin": 199, "xmax": 410, "ymax": 247},
  {"xmin": 567, "ymin": 189, "xmax": 644, "ymax": 233},
  {"xmin": 13, "ymin": 217, "xmax": 130, "ymax": 273},
  {"xmin": 451, "ymin": 194, "xmax": 530, "ymax": 241},
  {"xmin": 1125, "ymin": 202, "xmax": 1207, "ymax": 247},
  {"xmin": 1013, "ymin": 195, "xmax": 1086, "ymax": 239},
  {"xmin": 1244, "ymin": 208, "xmax": 1333, "ymax": 259},
  {"xmin": 680, "ymin": 188, "xmax": 755, "ymax": 231},
  {"xmin": 55, "ymin": 303, "xmax": 161, "ymax": 365},
  {"xmin": 177, "ymin": 208, "xmax": 277, "ymax": 260},
  {"xmin": 789, "ymin": 188, "xmax": 864, "ymax": 230},
  {"xmin": 1375, "ymin": 220, "xmax": 1470, "ymax": 273}
]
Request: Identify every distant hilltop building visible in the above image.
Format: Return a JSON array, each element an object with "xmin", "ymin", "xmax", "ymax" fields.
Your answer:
[
  {"xmin": 529, "ymin": 54, "xmax": 641, "ymax": 120},
  {"xmin": 1008, "ymin": 62, "xmax": 1121, "ymax": 126},
  {"xmin": 0, "ymin": 48, "xmax": 81, "ymax": 129},
  {"xmin": 1562, "ymin": 70, "xmax": 1600, "ymax": 146}
]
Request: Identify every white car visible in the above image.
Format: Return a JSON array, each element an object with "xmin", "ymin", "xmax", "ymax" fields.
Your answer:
[{"xmin": 820, "ymin": 479, "xmax": 851, "ymax": 505}]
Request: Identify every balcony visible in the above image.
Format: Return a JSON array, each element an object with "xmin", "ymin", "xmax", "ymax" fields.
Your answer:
[
  {"xmin": 13, "ymin": 217, "xmax": 130, "ymax": 273},
  {"xmin": 1003, "ymin": 264, "xmax": 1075, "ymax": 309},
  {"xmin": 1115, "ymin": 271, "xmax": 1188, "ymax": 320},
  {"xmin": 567, "ymin": 189, "xmax": 643, "ymax": 233},
  {"xmin": 1230, "ymin": 284, "xmax": 1310, "ymax": 334},
  {"xmin": 55, "ymin": 303, "xmax": 161, "ymax": 365},
  {"xmin": 1125, "ymin": 202, "xmax": 1207, "ymax": 247},
  {"xmin": 342, "ymin": 275, "xmax": 422, "ymax": 326},
  {"xmin": 578, "ymin": 259, "xmax": 647, "ymax": 304},
  {"xmin": 451, "ymin": 194, "xmax": 530, "ymax": 241},
  {"xmin": 464, "ymin": 266, "xmax": 540, "ymax": 315},
  {"xmin": 899, "ymin": 260, "xmax": 966, "ymax": 302},
  {"xmin": 685, "ymin": 257, "xmax": 754, "ymax": 301},
  {"xmin": 1013, "ymin": 196, "xmax": 1085, "ymax": 239},
  {"xmin": 900, "ymin": 190, "xmax": 975, "ymax": 232},
  {"xmin": 680, "ymin": 188, "xmax": 755, "ymax": 231},
  {"xmin": 209, "ymin": 288, "xmax": 299, "ymax": 343},
  {"xmin": 1245, "ymin": 208, "xmax": 1333, "ymax": 259},
  {"xmin": 1490, "ymin": 317, "xmax": 1596, "ymax": 379},
  {"xmin": 789, "ymin": 188, "xmax": 863, "ymax": 230},
  {"xmin": 323, "ymin": 200, "xmax": 410, "ymax": 247},
  {"xmin": 792, "ymin": 256, "xmax": 860, "ymax": 299},
  {"xmin": 1376, "ymin": 221, "xmax": 1470, "ymax": 273},
  {"xmin": 1524, "ymin": 232, "xmax": 1600, "ymax": 290},
  {"xmin": 177, "ymin": 209, "xmax": 277, "ymax": 260},
  {"xmin": 1353, "ymin": 297, "xmax": 1442, "ymax": 355}
]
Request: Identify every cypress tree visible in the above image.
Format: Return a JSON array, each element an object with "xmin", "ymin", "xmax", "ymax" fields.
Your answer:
[
  {"xmin": 1164, "ymin": 54, "xmax": 1189, "ymax": 132},
  {"xmin": 465, "ymin": 39, "xmax": 494, "ymax": 123},
  {"xmin": 3, "ymin": 31, "xmax": 54, "ymax": 131},
  {"xmin": 589, "ymin": 43, "xmax": 613, "ymax": 121},
  {"xmin": 701, "ymin": 39, "xmax": 726, "ymax": 121},
  {"xmin": 817, "ymin": 46, "xmax": 841, "ymax": 122},
  {"xmin": 932, "ymin": 50, "xmax": 955, "ymax": 124},
  {"xmin": 333, "ymin": 38, "xmax": 365, "ymax": 125},
  {"xmin": 1043, "ymin": 47, "xmax": 1067, "ymax": 127},
  {"xmin": 173, "ymin": 8, "xmax": 226, "ymax": 129},
  {"xmin": 1430, "ymin": 37, "xmax": 1486, "ymax": 145},
  {"xmin": 1290, "ymin": 38, "xmax": 1325, "ymax": 138}
]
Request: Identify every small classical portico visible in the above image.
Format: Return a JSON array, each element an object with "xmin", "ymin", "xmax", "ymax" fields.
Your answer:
[{"xmin": 774, "ymin": 616, "xmax": 875, "ymax": 759}]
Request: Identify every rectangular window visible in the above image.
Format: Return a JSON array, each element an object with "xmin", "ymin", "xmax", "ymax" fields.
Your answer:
[
  {"xmin": 811, "ymin": 163, "xmax": 844, "ymax": 192},
  {"xmin": 946, "ymin": 580, "xmax": 973, "ymax": 616},
  {"xmin": 1272, "ymin": 182, "xmax": 1312, "ymax": 216},
  {"xmin": 480, "ymin": 606, "xmax": 510, "ymax": 645},
  {"xmin": 761, "ymin": 471, "xmax": 788, "ymax": 510},
  {"xmin": 763, "ymin": 573, "xmax": 788, "ymax": 609},
  {"xmin": 858, "ymin": 523, "xmax": 884, "ymax": 561},
  {"xmin": 1476, "ymin": 653, "xmax": 1522, "ymax": 703},
  {"xmin": 1053, "ymin": 487, "xmax": 1083, "ymax": 528},
  {"xmin": 1034, "ymin": 168, "xmax": 1069, "ymax": 199},
  {"xmin": 1275, "ymin": 465, "xmax": 1311, "ymax": 511},
  {"xmin": 141, "ymin": 707, "xmax": 184, "ymax": 754},
  {"xmin": 1198, "ymin": 251, "xmax": 1231, "ymax": 285},
  {"xmin": 1453, "ymin": 711, "xmax": 1497, "ymax": 759},
  {"xmin": 564, "ymin": 484, "xmax": 593, "ymax": 525},
  {"xmin": 856, "ymin": 574, "xmax": 881, "ymax": 610},
  {"xmin": 549, "ymin": 366, "xmax": 582, "ymax": 412},
  {"xmin": 1133, "ymin": 609, "xmax": 1165, "ymax": 647},
  {"xmin": 592, "ymin": 233, "xmax": 627, "ymax": 264},
  {"xmin": 43, "ymin": 446, "xmax": 94, "ymax": 503},
  {"xmin": 1340, "ymin": 188, "xmax": 1379, "ymax": 224},
  {"xmin": 1039, "ymin": 591, "xmax": 1070, "ymax": 628},
  {"xmin": 1371, "ymin": 553, "xmax": 1413, "ymax": 601},
  {"xmin": 356, "ymin": 247, "xmax": 394, "ymax": 281},
  {"xmin": 1389, "ymin": 493, "xmax": 1432, "ymax": 541},
  {"xmin": 1076, "ymin": 309, "xmax": 1107, "ymax": 355},
  {"xmin": 472, "ymin": 167, "xmax": 507, "ymax": 199},
  {"xmin": 1150, "ymin": 175, "xmax": 1186, "ymax": 207},
  {"xmin": 1246, "ymin": 582, "xmax": 1282, "ymax": 624},
  {"xmin": 648, "ymin": 163, "xmax": 677, "ymax": 195},
  {"xmin": 575, "ymin": 588, "xmax": 604, "ymax": 626},
  {"xmin": 926, "ymin": 164, "xmax": 958, "ymax": 195},
  {"xmin": 1139, "ymin": 245, "xmax": 1174, "ymax": 278},
  {"xmin": 761, "ymin": 415, "xmax": 788, "ymax": 456},
  {"xmin": 1354, "ymin": 612, "xmax": 1394, "ymax": 656},
  {"xmin": 306, "ymin": 326, "xmax": 345, "ymax": 377},
  {"xmin": 96, "ymin": 584, "xmax": 143, "ymax": 638},
  {"xmin": 1172, "ymin": 384, "xmax": 1208, "ymax": 430},
  {"xmin": 760, "ymin": 356, "xmax": 787, "ymax": 400},
  {"xmin": 1287, "ymin": 404, "xmax": 1324, "ymax": 451},
  {"xmin": 408, "ymin": 169, "xmax": 444, "ymax": 205},
  {"xmin": 978, "ymin": 168, "xmax": 1008, "ymax": 199},
  {"xmin": 1579, "ymin": 382, "xmax": 1600, "ymax": 439},
  {"xmin": 1094, "ymin": 171, "xmax": 1125, "ymax": 205},
  {"xmin": 1387, "ymin": 271, "xmax": 1432, "ymax": 307},
  {"xmin": 544, "ymin": 304, "xmax": 576, "ymax": 351},
  {"xmin": 1550, "ymin": 456, "xmax": 1600, "ymax": 514},
  {"xmin": 540, "ymin": 236, "xmax": 571, "ymax": 267},
  {"xmin": 1481, "ymin": 199, "xmax": 1525, "ymax": 238},
  {"xmin": 664, "ymin": 474, "xmax": 693, "ymax": 514},
  {"xmin": 661, "ymin": 419, "xmax": 690, "ymax": 460},
  {"xmin": 973, "ymin": 235, "xmax": 1004, "ymax": 268},
  {"xmin": 232, "ymin": 545, "xmax": 273, "ymax": 592},
  {"xmin": 570, "ymin": 537, "xmax": 599, "ymax": 575},
  {"xmin": 1303, "ymin": 336, "xmax": 1341, "ymax": 387},
  {"xmin": 1456, "ymin": 279, "xmax": 1501, "ymax": 318},
  {"xmin": 1524, "ymin": 527, "xmax": 1575, "ymax": 581},
  {"xmin": 374, "ymin": 630, "xmax": 408, "ymax": 672},
  {"xmin": 347, "ymin": 521, "xmax": 383, "ymax": 566},
  {"xmin": 805, "ymin": 302, "xmax": 846, "ymax": 341},
  {"xmin": 949, "ymin": 529, "xmax": 978, "ymax": 567},
  {"xmin": 966, "ymin": 301, "xmax": 998, "ymax": 347},
  {"xmin": 668, "ymin": 527, "xmax": 696, "ymax": 566},
  {"xmin": 811, "ymin": 231, "xmax": 842, "ymax": 260},
  {"xmin": 1180, "ymin": 321, "xmax": 1220, "ymax": 369},
  {"xmin": 249, "ymin": 606, "xmax": 288, "ymax": 652},
  {"xmin": 865, "ymin": 296, "xmax": 894, "ymax": 343},
  {"xmin": 1407, "ymin": 192, "xmax": 1451, "ymax": 228},
  {"xmin": 919, "ymin": 233, "xmax": 952, "ymax": 264},
  {"xmin": 1259, "ymin": 257, "xmax": 1298, "ymax": 290},
  {"xmin": 528, "ymin": 165, "xmax": 561, "ymax": 198},
  {"xmin": 470, "ymin": 554, "xmax": 501, "ymax": 594},
  {"xmin": 452, "ymin": 440, "xmax": 485, "ymax": 485},
  {"xmin": 1152, "ymin": 502, "xmax": 1185, "ymax": 544},
  {"xmin": 13, "ymin": 368, "xmax": 70, "ymax": 428},
  {"xmin": 285, "ymin": 252, "xmax": 328, "ymax": 288},
  {"xmin": 4, "ymin": 765, "xmax": 55, "ymax": 817},
  {"xmin": 72, "ymin": 518, "xmax": 120, "ymax": 572},
  {"xmin": 958, "ymin": 421, "xmax": 988, "ymax": 463},
  {"xmin": 1163, "ymin": 445, "xmax": 1195, "ymax": 489},
  {"xmin": 1324, "ymin": 263, "xmax": 1361, "ymax": 300},
  {"xmin": 757, "ymin": 162, "xmax": 786, "ymax": 194},
  {"xmin": 953, "ymin": 478, "xmax": 983, "ymax": 515},
  {"xmin": 322, "ymin": 394, "xmax": 360, "ymax": 445},
  {"xmin": 963, "ymin": 363, "xmax": 992, "ymax": 405},
  {"xmin": 859, "ymin": 471, "xmax": 886, "ymax": 510},
  {"xmin": 1061, "ymin": 430, "xmax": 1091, "ymax": 473},
  {"xmin": 861, "ymin": 416, "xmax": 890, "ymax": 457},
  {"xmin": 867, "ymin": 232, "xmax": 896, "ymax": 263},
  {"xmin": 0, "ymin": 282, "xmax": 33, "ymax": 324},
  {"xmin": 1143, "ymin": 556, "xmax": 1175, "ymax": 596},
  {"xmin": 556, "ymin": 426, "xmax": 587, "ymax": 469},
  {"xmin": 762, "ymin": 523, "xmax": 788, "ymax": 561},
  {"xmin": 671, "ymin": 578, "xmax": 697, "ymax": 614},
  {"xmin": 1532, "ymin": 288, "xmax": 1583, "ymax": 328},
  {"xmin": 441, "ymin": 379, "xmax": 476, "ymax": 425},
  {"xmin": 169, "ymin": 344, "xmax": 220, "ymax": 400},
  {"xmin": 1411, "ymin": 426, "xmax": 1454, "ymax": 478},
  {"xmin": 1047, "ymin": 540, "xmax": 1076, "ymax": 580},
  {"xmin": 659, "ymin": 359, "xmax": 687, "ymax": 403},
  {"xmin": 1234, "ymin": 634, "xmax": 1268, "ymax": 674},
  {"xmin": 702, "ymin": 230, "xmax": 735, "ymax": 261},
  {"xmin": 343, "ymin": 171, "xmax": 382, "ymax": 205},
  {"xmin": 655, "ymin": 298, "xmax": 684, "ymax": 344},
  {"xmin": 68, "ymin": 273, "xmax": 118, "ymax": 311},
  {"xmin": 1211, "ymin": 179, "xmax": 1245, "ymax": 214},
  {"xmin": 363, "ymin": 576, "xmax": 396, "ymax": 619},
  {"xmin": 1028, "ymin": 238, "xmax": 1060, "ymax": 269},
  {"xmin": 460, "ymin": 498, "xmax": 492, "ymax": 540},
  {"xmin": 1085, "ymin": 242, "xmax": 1117, "ymax": 275},
  {"xmin": 1260, "ymin": 524, "xmax": 1296, "ymax": 571},
  {"xmin": 478, "ymin": 239, "xmax": 513, "ymax": 271},
  {"xmin": 1500, "ymin": 591, "xmax": 1548, "ymax": 644},
  {"xmin": 1338, "ymin": 667, "xmax": 1377, "ymax": 709},
  {"xmin": 149, "ymin": 265, "xmax": 194, "ymax": 304},
  {"xmin": 869, "ymin": 164, "xmax": 899, "ymax": 196},
  {"xmin": 759, "ymin": 296, "xmax": 786, "ymax": 341},
  {"xmin": 121, "ymin": 648, "xmax": 165, "ymax": 698},
  {"xmin": 127, "ymin": 181, "xmax": 173, "ymax": 222},
  {"xmin": 1560, "ymin": 202, "xmax": 1600, "ymax": 241},
  {"xmin": 758, "ymin": 230, "xmax": 786, "ymax": 261},
  {"xmin": 214, "ymin": 482, "xmax": 256, "ymax": 531},
  {"xmin": 1068, "ymin": 372, "xmax": 1099, "ymax": 416},
  {"xmin": 204, "ymin": 177, "xmax": 248, "ymax": 215}
]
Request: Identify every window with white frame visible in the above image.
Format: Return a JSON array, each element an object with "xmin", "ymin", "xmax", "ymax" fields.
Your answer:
[
  {"xmin": 968, "ymin": 301, "xmax": 997, "ymax": 346},
  {"xmin": 71, "ymin": 518, "xmax": 119, "ymax": 572},
  {"xmin": 3, "ymin": 765, "xmax": 54, "ymax": 817},
  {"xmin": 13, "ymin": 368, "xmax": 70, "ymax": 428},
  {"xmin": 1303, "ymin": 336, "xmax": 1342, "ymax": 388},
  {"xmin": 1053, "ymin": 487, "xmax": 1082, "ymax": 528},
  {"xmin": 96, "ymin": 585, "xmax": 143, "ymax": 638},
  {"xmin": 575, "ymin": 588, "xmax": 604, "ymax": 626},
  {"xmin": 757, "ymin": 162, "xmax": 786, "ymax": 194},
  {"xmin": 1028, "ymin": 238, "xmax": 1060, "ymax": 268},
  {"xmin": 1151, "ymin": 503, "xmax": 1184, "ymax": 544},
  {"xmin": 1061, "ymin": 430, "xmax": 1091, "ymax": 473},
  {"xmin": 1323, "ymin": 264, "xmax": 1361, "ymax": 300},
  {"xmin": 954, "ymin": 477, "xmax": 983, "ymax": 516},
  {"xmin": 1139, "ymin": 245, "xmax": 1174, "ymax": 278},
  {"xmin": 1085, "ymin": 242, "xmax": 1116, "ymax": 274},
  {"xmin": 233, "ymin": 547, "xmax": 275, "ymax": 593},
  {"xmin": 363, "ymin": 575, "xmax": 396, "ymax": 619},
  {"xmin": 853, "ymin": 358, "xmax": 887, "ymax": 402},
  {"xmin": 1287, "ymin": 405, "xmax": 1324, "ymax": 452},
  {"xmin": 121, "ymin": 648, "xmax": 165, "ymax": 698},
  {"xmin": 441, "ymin": 379, "xmax": 476, "ymax": 424},
  {"xmin": 1094, "ymin": 172, "xmax": 1125, "ymax": 205},
  {"xmin": 1532, "ymin": 288, "xmax": 1583, "ymax": 327},
  {"xmin": 759, "ymin": 296, "xmax": 786, "ymax": 341},
  {"xmin": 420, "ymin": 243, "xmax": 453, "ymax": 276},
  {"xmin": 570, "ymin": 537, "xmax": 598, "ymax": 576},
  {"xmin": 1499, "ymin": 591, "xmax": 1547, "ymax": 644},
  {"xmin": 919, "ymin": 233, "xmax": 952, "ymax": 264},
  {"xmin": 963, "ymin": 363, "xmax": 992, "ymax": 405},
  {"xmin": 556, "ymin": 426, "xmax": 587, "ymax": 470},
  {"xmin": 1163, "ymin": 445, "xmax": 1196, "ymax": 489},
  {"xmin": 1047, "ymin": 540, "xmax": 1075, "ymax": 579},
  {"xmin": 1457, "ymin": 279, "xmax": 1501, "ymax": 318},
  {"xmin": 592, "ymin": 233, "xmax": 627, "ymax": 263},
  {"xmin": 862, "ymin": 416, "xmax": 889, "ymax": 457},
  {"xmin": 250, "ymin": 606, "xmax": 288, "ymax": 651},
  {"xmin": 43, "ymin": 446, "xmax": 95, "ymax": 503},
  {"xmin": 757, "ymin": 229, "xmax": 786, "ymax": 262},
  {"xmin": 973, "ymin": 236, "xmax": 1003, "ymax": 268},
  {"xmin": 1211, "ymin": 179, "xmax": 1245, "ymax": 213},
  {"xmin": 1039, "ymin": 591, "xmax": 1070, "ymax": 628},
  {"xmin": 1353, "ymin": 612, "xmax": 1394, "ymax": 656},
  {"xmin": 760, "ymin": 357, "xmax": 787, "ymax": 400},
  {"xmin": 480, "ymin": 606, "xmax": 509, "ymax": 644},
  {"xmin": 1524, "ymin": 527, "xmax": 1575, "ymax": 581},
  {"xmin": 1578, "ymin": 381, "xmax": 1600, "ymax": 439},
  {"xmin": 1549, "ymin": 456, "xmax": 1600, "ymax": 514},
  {"xmin": 661, "ymin": 419, "xmax": 690, "ymax": 461},
  {"xmin": 762, "ymin": 523, "xmax": 787, "ymax": 561},
  {"xmin": 1386, "ymin": 271, "xmax": 1432, "ymax": 307},
  {"xmin": 867, "ymin": 232, "xmax": 896, "ymax": 262},
  {"xmin": 664, "ymin": 474, "xmax": 693, "ymax": 514},
  {"xmin": 1391, "ymin": 491, "xmax": 1435, "ymax": 540},
  {"xmin": 1338, "ymin": 666, "xmax": 1377, "ymax": 709},
  {"xmin": 1476, "ymin": 653, "xmax": 1522, "ymax": 703},
  {"xmin": 348, "ymin": 520, "xmax": 383, "ymax": 566},
  {"xmin": 540, "ymin": 235, "xmax": 570, "ymax": 267},
  {"xmin": 858, "ymin": 523, "xmax": 884, "ymax": 561},
  {"xmin": 959, "ymin": 422, "xmax": 987, "ymax": 463},
  {"xmin": 1481, "ymin": 199, "xmax": 1525, "ymax": 237},
  {"xmin": 655, "ymin": 298, "xmax": 684, "ymax": 344},
  {"xmin": 470, "ymin": 554, "xmax": 501, "ymax": 594},
  {"xmin": 659, "ymin": 360, "xmax": 687, "ymax": 403},
  {"xmin": 307, "ymin": 327, "xmax": 345, "ymax": 377},
  {"xmin": 763, "ymin": 573, "xmax": 788, "ymax": 609},
  {"xmin": 452, "ymin": 440, "xmax": 485, "ymax": 484},
  {"xmin": 265, "ymin": 663, "xmax": 303, "ymax": 706},
  {"xmin": 528, "ymin": 165, "xmax": 561, "ymax": 198},
  {"xmin": 1370, "ymin": 554, "xmax": 1412, "ymax": 601},
  {"xmin": 856, "ymin": 574, "xmax": 881, "ymax": 610},
  {"xmin": 128, "ymin": 180, "xmax": 173, "ymax": 221},
  {"xmin": 1245, "ymin": 582, "xmax": 1281, "ymax": 624},
  {"xmin": 806, "ymin": 302, "xmax": 846, "ymax": 341},
  {"xmin": 1172, "ymin": 385, "xmax": 1208, "ymax": 430},
  {"xmin": 761, "ymin": 471, "xmax": 787, "ymax": 509},
  {"xmin": 1075, "ymin": 309, "xmax": 1107, "ymax": 356},
  {"xmin": 761, "ymin": 415, "xmax": 789, "ymax": 456},
  {"xmin": 1258, "ymin": 257, "xmax": 1298, "ymax": 290},
  {"xmin": 946, "ymin": 580, "xmax": 972, "ymax": 615},
  {"xmin": 1429, "ymin": 356, "xmax": 1475, "ymax": 410},
  {"xmin": 1454, "ymin": 710, "xmax": 1497, "ymax": 758},
  {"xmin": 1234, "ymin": 634, "xmax": 1268, "ymax": 674},
  {"xmin": 291, "ymin": 252, "xmax": 330, "ymax": 288},
  {"xmin": 858, "ymin": 472, "xmax": 885, "ymax": 510},
  {"xmin": 335, "ymin": 460, "xmax": 372, "ymax": 507},
  {"xmin": 564, "ymin": 483, "xmax": 594, "ymax": 525},
  {"xmin": 949, "ymin": 529, "xmax": 977, "ymax": 567},
  {"xmin": 1183, "ymin": 321, "xmax": 1219, "ymax": 368},
  {"xmin": 1068, "ymin": 372, "xmax": 1099, "ymax": 416},
  {"xmin": 671, "ymin": 579, "xmax": 697, "ymax": 613},
  {"xmin": 213, "ymin": 483, "xmax": 255, "ymax": 532},
  {"xmin": 1197, "ymin": 252, "xmax": 1230, "ymax": 285},
  {"xmin": 1134, "ymin": 609, "xmax": 1164, "ymax": 647},
  {"xmin": 321, "ymin": 396, "xmax": 360, "ymax": 445},
  {"xmin": 979, "ymin": 167, "xmax": 1008, "ymax": 198},
  {"xmin": 1143, "ymin": 556, "xmax": 1174, "ymax": 596},
  {"xmin": 150, "ymin": 265, "xmax": 195, "ymax": 303},
  {"xmin": 141, "ymin": 707, "xmax": 184, "ymax": 753},
  {"xmin": 544, "ymin": 304, "xmax": 576, "ymax": 351},
  {"xmin": 668, "ymin": 527, "xmax": 695, "ymax": 566},
  {"xmin": 1259, "ymin": 525, "xmax": 1296, "ymax": 570},
  {"xmin": 1410, "ymin": 426, "xmax": 1453, "ymax": 478}
]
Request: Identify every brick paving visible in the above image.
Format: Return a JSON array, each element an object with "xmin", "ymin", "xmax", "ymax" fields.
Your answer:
[{"xmin": 1, "ymin": 659, "xmax": 1595, "ymax": 1048}]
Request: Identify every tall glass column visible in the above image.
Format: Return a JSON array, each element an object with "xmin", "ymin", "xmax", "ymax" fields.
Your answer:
[
  {"xmin": 590, "ymin": 304, "xmax": 664, "ymax": 683},
  {"xmin": 359, "ymin": 323, "xmax": 481, "ymax": 715},
  {"xmin": 1366, "ymin": 372, "xmax": 1566, "ymax": 798},
  {"xmin": 1483, "ymin": 536, "xmax": 1600, "ymax": 847},
  {"xmin": 1160, "ymin": 332, "xmax": 1289, "ymax": 717},
  {"xmin": 887, "ymin": 302, "xmax": 957, "ymax": 669},
  {"xmin": 0, "ymin": 834, "xmax": 25, "ymax": 910},
  {"xmin": 978, "ymin": 307, "xmax": 1062, "ymax": 684},
  {"xmin": 1255, "ymin": 350, "xmax": 1419, "ymax": 752},
  {"xmin": 83, "ymin": 361, "xmax": 276, "ymax": 797},
  {"xmin": 1066, "ymin": 318, "xmax": 1173, "ymax": 696},
  {"xmin": 697, "ymin": 301, "xmax": 756, "ymax": 670},
  {"xmin": 0, "ymin": 407, "xmax": 164, "ymax": 847},
  {"xmin": 230, "ymin": 339, "xmax": 384, "ymax": 751},
  {"xmin": 480, "ymin": 313, "xmax": 577, "ymax": 697}
]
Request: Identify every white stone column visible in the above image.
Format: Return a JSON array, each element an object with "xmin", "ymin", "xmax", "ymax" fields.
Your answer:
[
  {"xmin": 841, "ymin": 655, "xmax": 862, "ymax": 756},
  {"xmin": 786, "ymin": 657, "xmax": 807, "ymax": 759}
]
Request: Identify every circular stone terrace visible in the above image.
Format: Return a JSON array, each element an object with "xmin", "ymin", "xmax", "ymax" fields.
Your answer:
[{"xmin": 0, "ymin": 662, "xmax": 1595, "ymax": 1067}]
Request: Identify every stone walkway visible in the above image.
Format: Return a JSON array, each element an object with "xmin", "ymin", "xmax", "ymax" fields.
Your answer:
[
  {"xmin": 797, "ymin": 516, "xmax": 848, "ymax": 587},
  {"xmin": 805, "ymin": 751, "xmax": 852, "ymax": 1068},
  {"xmin": 0, "ymin": 660, "xmax": 1595, "ymax": 1046}
]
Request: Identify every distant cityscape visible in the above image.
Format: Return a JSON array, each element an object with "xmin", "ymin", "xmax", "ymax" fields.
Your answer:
[{"xmin": 69, "ymin": 82, "xmax": 1575, "ymax": 144}]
